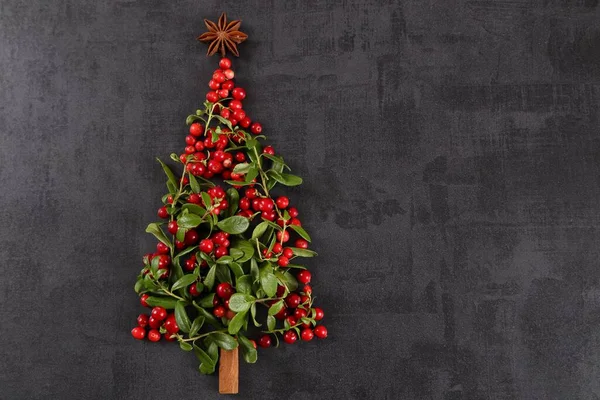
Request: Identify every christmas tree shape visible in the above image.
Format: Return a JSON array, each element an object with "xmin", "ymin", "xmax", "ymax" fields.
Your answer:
[{"xmin": 131, "ymin": 13, "xmax": 328, "ymax": 394}]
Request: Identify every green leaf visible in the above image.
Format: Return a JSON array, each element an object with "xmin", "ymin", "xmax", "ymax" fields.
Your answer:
[
  {"xmin": 204, "ymin": 264, "xmax": 216, "ymax": 291},
  {"xmin": 145, "ymin": 296, "xmax": 178, "ymax": 309},
  {"xmin": 235, "ymin": 275, "xmax": 253, "ymax": 295},
  {"xmin": 201, "ymin": 192, "xmax": 212, "ymax": 208},
  {"xmin": 189, "ymin": 174, "xmax": 201, "ymax": 193},
  {"xmin": 170, "ymin": 153, "xmax": 181, "ymax": 163},
  {"xmin": 176, "ymin": 227, "xmax": 186, "ymax": 242},
  {"xmin": 226, "ymin": 188, "xmax": 239, "ymax": 216},
  {"xmin": 250, "ymin": 258, "xmax": 259, "ymax": 282},
  {"xmin": 232, "ymin": 163, "xmax": 251, "ymax": 174},
  {"xmin": 267, "ymin": 315, "xmax": 276, "ymax": 331},
  {"xmin": 272, "ymin": 171, "xmax": 303, "ymax": 186},
  {"xmin": 259, "ymin": 264, "xmax": 278, "ymax": 297},
  {"xmin": 229, "ymin": 262, "xmax": 244, "ymax": 278},
  {"xmin": 173, "ymin": 245, "xmax": 197, "ymax": 260},
  {"xmin": 194, "ymin": 345, "xmax": 214, "ymax": 368},
  {"xmin": 181, "ymin": 203, "xmax": 207, "ymax": 216},
  {"xmin": 209, "ymin": 332, "xmax": 238, "ymax": 350},
  {"xmin": 178, "ymin": 213, "xmax": 203, "ymax": 229},
  {"xmin": 193, "ymin": 303, "xmax": 222, "ymax": 328},
  {"xmin": 145, "ymin": 223, "xmax": 171, "ymax": 249},
  {"xmin": 143, "ymin": 275, "xmax": 158, "ymax": 290},
  {"xmin": 245, "ymin": 166, "xmax": 259, "ymax": 183},
  {"xmin": 167, "ymin": 180, "xmax": 177, "ymax": 195},
  {"xmin": 175, "ymin": 301, "xmax": 192, "ymax": 333},
  {"xmin": 171, "ymin": 274, "xmax": 197, "ymax": 292},
  {"xmin": 230, "ymin": 239, "xmax": 255, "ymax": 263},
  {"xmin": 250, "ymin": 302, "xmax": 261, "ymax": 327},
  {"xmin": 238, "ymin": 334, "xmax": 258, "ymax": 364},
  {"xmin": 275, "ymin": 270, "xmax": 299, "ymax": 292},
  {"xmin": 252, "ymin": 221, "xmax": 270, "ymax": 240},
  {"xmin": 228, "ymin": 293, "xmax": 255, "ymax": 312},
  {"xmin": 198, "ymin": 293, "xmax": 215, "ymax": 308},
  {"xmin": 217, "ymin": 216, "xmax": 250, "ymax": 234},
  {"xmin": 157, "ymin": 158, "xmax": 179, "ymax": 189},
  {"xmin": 199, "ymin": 362, "xmax": 215, "ymax": 375},
  {"xmin": 216, "ymin": 255, "xmax": 234, "ymax": 265},
  {"xmin": 186, "ymin": 114, "xmax": 203, "ymax": 125},
  {"xmin": 179, "ymin": 342, "xmax": 193, "ymax": 351},
  {"xmin": 290, "ymin": 247, "xmax": 317, "ymax": 257},
  {"xmin": 268, "ymin": 300, "xmax": 285, "ymax": 316},
  {"xmin": 216, "ymin": 263, "xmax": 232, "ymax": 284},
  {"xmin": 134, "ymin": 277, "xmax": 144, "ymax": 293},
  {"xmin": 189, "ymin": 316, "xmax": 205, "ymax": 337},
  {"xmin": 214, "ymin": 115, "xmax": 233, "ymax": 130},
  {"xmin": 289, "ymin": 224, "xmax": 312, "ymax": 242},
  {"xmin": 228, "ymin": 310, "xmax": 247, "ymax": 335},
  {"xmin": 224, "ymin": 180, "xmax": 255, "ymax": 187}
]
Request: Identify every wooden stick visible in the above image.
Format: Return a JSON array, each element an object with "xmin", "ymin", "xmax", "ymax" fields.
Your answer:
[{"xmin": 219, "ymin": 348, "xmax": 239, "ymax": 394}]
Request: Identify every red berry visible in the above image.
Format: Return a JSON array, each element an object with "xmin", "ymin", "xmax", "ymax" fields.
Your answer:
[
  {"xmin": 295, "ymin": 239, "xmax": 309, "ymax": 249},
  {"xmin": 225, "ymin": 310, "xmax": 236, "ymax": 320},
  {"xmin": 208, "ymin": 79, "xmax": 220, "ymax": 90},
  {"xmin": 314, "ymin": 325, "xmax": 328, "ymax": 339},
  {"xmin": 199, "ymin": 239, "xmax": 214, "ymax": 253},
  {"xmin": 184, "ymin": 230, "xmax": 199, "ymax": 245},
  {"xmin": 185, "ymin": 135, "xmax": 196, "ymax": 146},
  {"xmin": 206, "ymin": 91, "xmax": 219, "ymax": 102},
  {"xmin": 276, "ymin": 230, "xmax": 290, "ymax": 243},
  {"xmin": 274, "ymin": 306, "xmax": 289, "ymax": 320},
  {"xmin": 245, "ymin": 188, "xmax": 257, "ymax": 199},
  {"xmin": 239, "ymin": 197, "xmax": 250, "ymax": 210},
  {"xmin": 263, "ymin": 146, "xmax": 275, "ymax": 155},
  {"xmin": 156, "ymin": 242, "xmax": 169, "ymax": 254},
  {"xmin": 276, "ymin": 285, "xmax": 286, "ymax": 297},
  {"xmin": 288, "ymin": 207, "xmax": 299, "ymax": 218},
  {"xmin": 240, "ymin": 117, "xmax": 251, "ymax": 128},
  {"xmin": 276, "ymin": 196, "xmax": 289, "ymax": 209},
  {"xmin": 213, "ymin": 71, "xmax": 226, "ymax": 83},
  {"xmin": 290, "ymin": 218, "xmax": 301, "ymax": 226},
  {"xmin": 215, "ymin": 246, "xmax": 228, "ymax": 258},
  {"xmin": 297, "ymin": 270, "xmax": 312, "ymax": 284},
  {"xmin": 216, "ymin": 282, "xmax": 234, "ymax": 300},
  {"xmin": 213, "ymin": 305, "xmax": 226, "ymax": 318},
  {"xmin": 157, "ymin": 206, "xmax": 169, "ymax": 219},
  {"xmin": 232, "ymin": 87, "xmax": 246, "ymax": 100},
  {"xmin": 140, "ymin": 294, "xmax": 150, "ymax": 307},
  {"xmin": 222, "ymin": 80, "xmax": 235, "ymax": 91},
  {"xmin": 189, "ymin": 123, "xmax": 203, "ymax": 137},
  {"xmin": 164, "ymin": 333, "xmax": 177, "ymax": 342},
  {"xmin": 286, "ymin": 315, "xmax": 297, "ymax": 326},
  {"xmin": 313, "ymin": 307, "xmax": 325, "ymax": 321},
  {"xmin": 273, "ymin": 243, "xmax": 283, "ymax": 254},
  {"xmin": 189, "ymin": 282, "xmax": 201, "ymax": 297},
  {"xmin": 277, "ymin": 256, "xmax": 289, "ymax": 267},
  {"xmin": 303, "ymin": 284, "xmax": 312, "ymax": 295},
  {"xmin": 251, "ymin": 122, "xmax": 262, "ymax": 135},
  {"xmin": 229, "ymin": 99, "xmax": 243, "ymax": 110},
  {"xmin": 151, "ymin": 306, "xmax": 167, "ymax": 321},
  {"xmin": 219, "ymin": 58, "xmax": 232, "ymax": 69},
  {"xmin": 218, "ymin": 89, "xmax": 229, "ymax": 99},
  {"xmin": 223, "ymin": 69, "xmax": 235, "ymax": 79},
  {"xmin": 283, "ymin": 330, "xmax": 298, "ymax": 344},
  {"xmin": 164, "ymin": 314, "xmax": 179, "ymax": 334},
  {"xmin": 283, "ymin": 248, "xmax": 294, "ymax": 259},
  {"xmin": 148, "ymin": 329, "xmax": 161, "ymax": 342},
  {"xmin": 167, "ymin": 221, "xmax": 178, "ymax": 235},
  {"xmin": 157, "ymin": 255, "xmax": 170, "ymax": 269},
  {"xmin": 301, "ymin": 328, "xmax": 314, "ymax": 341},
  {"xmin": 137, "ymin": 314, "xmax": 149, "ymax": 328},
  {"xmin": 258, "ymin": 334, "xmax": 272, "ymax": 348},
  {"xmin": 294, "ymin": 308, "xmax": 308, "ymax": 320},
  {"xmin": 131, "ymin": 327, "xmax": 146, "ymax": 340},
  {"xmin": 285, "ymin": 293, "xmax": 301, "ymax": 308},
  {"xmin": 166, "ymin": 195, "xmax": 174, "ymax": 204},
  {"xmin": 148, "ymin": 316, "xmax": 162, "ymax": 329}
]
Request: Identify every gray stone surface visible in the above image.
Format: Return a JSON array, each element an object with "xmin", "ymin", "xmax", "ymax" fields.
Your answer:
[{"xmin": 2, "ymin": 0, "xmax": 600, "ymax": 399}]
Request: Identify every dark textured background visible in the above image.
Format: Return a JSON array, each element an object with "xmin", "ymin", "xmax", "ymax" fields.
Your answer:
[{"xmin": 2, "ymin": 0, "xmax": 600, "ymax": 399}]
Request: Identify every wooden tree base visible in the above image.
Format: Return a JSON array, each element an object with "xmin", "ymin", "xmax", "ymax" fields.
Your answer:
[{"xmin": 219, "ymin": 348, "xmax": 239, "ymax": 394}]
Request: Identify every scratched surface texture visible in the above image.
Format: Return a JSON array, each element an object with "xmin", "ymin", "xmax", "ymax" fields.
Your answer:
[{"xmin": 1, "ymin": 0, "xmax": 600, "ymax": 399}]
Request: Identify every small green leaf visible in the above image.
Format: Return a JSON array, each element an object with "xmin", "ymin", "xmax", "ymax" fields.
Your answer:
[
  {"xmin": 199, "ymin": 362, "xmax": 215, "ymax": 375},
  {"xmin": 228, "ymin": 293, "xmax": 255, "ymax": 312},
  {"xmin": 145, "ymin": 296, "xmax": 178, "ymax": 309},
  {"xmin": 228, "ymin": 310, "xmax": 247, "ymax": 335},
  {"xmin": 189, "ymin": 316, "xmax": 205, "ymax": 337},
  {"xmin": 245, "ymin": 166, "xmax": 259, "ymax": 183},
  {"xmin": 214, "ymin": 115, "xmax": 233, "ymax": 130},
  {"xmin": 250, "ymin": 302, "xmax": 261, "ymax": 327},
  {"xmin": 201, "ymin": 192, "xmax": 212, "ymax": 208},
  {"xmin": 179, "ymin": 341, "xmax": 193, "ymax": 351},
  {"xmin": 145, "ymin": 223, "xmax": 171, "ymax": 249},
  {"xmin": 181, "ymin": 204, "xmax": 207, "ymax": 216},
  {"xmin": 209, "ymin": 332, "xmax": 238, "ymax": 350},
  {"xmin": 193, "ymin": 303, "xmax": 222, "ymax": 328},
  {"xmin": 290, "ymin": 247, "xmax": 317, "ymax": 257},
  {"xmin": 289, "ymin": 224, "xmax": 312, "ymax": 242},
  {"xmin": 216, "ymin": 255, "xmax": 233, "ymax": 265},
  {"xmin": 216, "ymin": 263, "xmax": 232, "ymax": 284},
  {"xmin": 171, "ymin": 274, "xmax": 197, "ymax": 292},
  {"xmin": 178, "ymin": 213, "xmax": 203, "ymax": 229},
  {"xmin": 259, "ymin": 264, "xmax": 278, "ymax": 297},
  {"xmin": 251, "ymin": 258, "xmax": 259, "ymax": 282},
  {"xmin": 175, "ymin": 301, "xmax": 192, "ymax": 333},
  {"xmin": 232, "ymin": 163, "xmax": 251, "ymax": 174},
  {"xmin": 268, "ymin": 300, "xmax": 285, "ymax": 316},
  {"xmin": 189, "ymin": 174, "xmax": 201, "ymax": 193},
  {"xmin": 186, "ymin": 114, "xmax": 203, "ymax": 125},
  {"xmin": 267, "ymin": 315, "xmax": 276, "ymax": 331},
  {"xmin": 157, "ymin": 158, "xmax": 179, "ymax": 189},
  {"xmin": 229, "ymin": 262, "xmax": 244, "ymax": 278},
  {"xmin": 226, "ymin": 188, "xmax": 239, "ymax": 216},
  {"xmin": 275, "ymin": 270, "xmax": 299, "ymax": 292},
  {"xmin": 198, "ymin": 293, "xmax": 215, "ymax": 308},
  {"xmin": 252, "ymin": 221, "xmax": 269, "ymax": 240},
  {"xmin": 238, "ymin": 334, "xmax": 258, "ymax": 364},
  {"xmin": 176, "ymin": 227, "xmax": 186, "ymax": 242},
  {"xmin": 194, "ymin": 345, "xmax": 214, "ymax": 368},
  {"xmin": 217, "ymin": 216, "xmax": 250, "ymax": 234},
  {"xmin": 230, "ymin": 239, "xmax": 255, "ymax": 263},
  {"xmin": 235, "ymin": 275, "xmax": 253, "ymax": 295},
  {"xmin": 204, "ymin": 264, "xmax": 216, "ymax": 291},
  {"xmin": 272, "ymin": 171, "xmax": 303, "ymax": 186}
]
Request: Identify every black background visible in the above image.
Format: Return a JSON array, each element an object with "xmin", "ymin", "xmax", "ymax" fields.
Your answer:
[{"xmin": 2, "ymin": 1, "xmax": 600, "ymax": 399}]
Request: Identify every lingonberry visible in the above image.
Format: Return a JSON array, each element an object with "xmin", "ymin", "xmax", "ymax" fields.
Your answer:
[
  {"xmin": 222, "ymin": 80, "xmax": 234, "ymax": 91},
  {"xmin": 283, "ymin": 248, "xmax": 294, "ymax": 259},
  {"xmin": 194, "ymin": 140, "xmax": 205, "ymax": 151},
  {"xmin": 229, "ymin": 99, "xmax": 243, "ymax": 110},
  {"xmin": 233, "ymin": 109, "xmax": 246, "ymax": 121},
  {"xmin": 148, "ymin": 316, "xmax": 162, "ymax": 329},
  {"xmin": 239, "ymin": 197, "xmax": 250, "ymax": 210},
  {"xmin": 294, "ymin": 308, "xmax": 308, "ymax": 320},
  {"xmin": 258, "ymin": 334, "xmax": 272, "ymax": 348},
  {"xmin": 283, "ymin": 330, "xmax": 298, "ymax": 344},
  {"xmin": 314, "ymin": 325, "xmax": 328, "ymax": 339},
  {"xmin": 188, "ymin": 193, "xmax": 201, "ymax": 204},
  {"xmin": 290, "ymin": 218, "xmax": 301, "ymax": 226},
  {"xmin": 216, "ymin": 282, "xmax": 234, "ymax": 300},
  {"xmin": 313, "ymin": 307, "xmax": 324, "ymax": 321},
  {"xmin": 240, "ymin": 116, "xmax": 251, "ymax": 128},
  {"xmin": 303, "ymin": 284, "xmax": 312, "ymax": 295},
  {"xmin": 167, "ymin": 221, "xmax": 178, "ymax": 235},
  {"xmin": 295, "ymin": 239, "xmax": 309, "ymax": 249},
  {"xmin": 218, "ymin": 89, "xmax": 229, "ymax": 99},
  {"xmin": 250, "ymin": 122, "xmax": 262, "ymax": 134},
  {"xmin": 166, "ymin": 195, "xmax": 174, "ymax": 204},
  {"xmin": 185, "ymin": 145, "xmax": 195, "ymax": 154},
  {"xmin": 175, "ymin": 240, "xmax": 185, "ymax": 250},
  {"xmin": 215, "ymin": 246, "xmax": 228, "ymax": 258},
  {"xmin": 273, "ymin": 243, "xmax": 283, "ymax": 254},
  {"xmin": 288, "ymin": 207, "xmax": 299, "ymax": 218},
  {"xmin": 277, "ymin": 256, "xmax": 289, "ymax": 267},
  {"xmin": 131, "ymin": 327, "xmax": 146, "ymax": 340},
  {"xmin": 157, "ymin": 206, "xmax": 169, "ymax": 219},
  {"xmin": 206, "ymin": 91, "xmax": 219, "ymax": 102},
  {"xmin": 232, "ymin": 87, "xmax": 246, "ymax": 100},
  {"xmin": 156, "ymin": 242, "xmax": 169, "ymax": 254},
  {"xmin": 285, "ymin": 315, "xmax": 297, "ymax": 326},
  {"xmin": 208, "ymin": 79, "xmax": 220, "ymax": 90},
  {"xmin": 276, "ymin": 196, "xmax": 289, "ymax": 209},
  {"xmin": 223, "ymin": 69, "xmax": 234, "ymax": 79},
  {"xmin": 164, "ymin": 314, "xmax": 179, "ymax": 334},
  {"xmin": 285, "ymin": 293, "xmax": 301, "ymax": 308},
  {"xmin": 301, "ymin": 328, "xmax": 314, "ymax": 341},
  {"xmin": 262, "ymin": 210, "xmax": 276, "ymax": 221},
  {"xmin": 219, "ymin": 57, "xmax": 232, "ymax": 69},
  {"xmin": 220, "ymin": 108, "xmax": 231, "ymax": 119},
  {"xmin": 189, "ymin": 282, "xmax": 201, "ymax": 297},
  {"xmin": 213, "ymin": 71, "xmax": 226, "ymax": 83},
  {"xmin": 189, "ymin": 123, "xmax": 203, "ymax": 137},
  {"xmin": 276, "ymin": 285, "xmax": 286, "ymax": 297},
  {"xmin": 225, "ymin": 310, "xmax": 236, "ymax": 320},
  {"xmin": 184, "ymin": 256, "xmax": 196, "ymax": 271},
  {"xmin": 212, "ymin": 232, "xmax": 227, "ymax": 245},
  {"xmin": 151, "ymin": 306, "xmax": 167, "ymax": 321},
  {"xmin": 214, "ymin": 305, "xmax": 226, "ymax": 318},
  {"xmin": 300, "ymin": 295, "xmax": 310, "ymax": 305},
  {"xmin": 185, "ymin": 135, "xmax": 196, "ymax": 146},
  {"xmin": 137, "ymin": 314, "xmax": 149, "ymax": 328},
  {"xmin": 263, "ymin": 146, "xmax": 275, "ymax": 155},
  {"xmin": 157, "ymin": 255, "xmax": 170, "ymax": 269},
  {"xmin": 199, "ymin": 239, "xmax": 214, "ymax": 253},
  {"xmin": 276, "ymin": 230, "xmax": 290, "ymax": 243},
  {"xmin": 140, "ymin": 294, "xmax": 150, "ymax": 307},
  {"xmin": 148, "ymin": 329, "xmax": 161, "ymax": 342},
  {"xmin": 297, "ymin": 270, "xmax": 312, "ymax": 284},
  {"xmin": 274, "ymin": 306, "xmax": 288, "ymax": 320}
]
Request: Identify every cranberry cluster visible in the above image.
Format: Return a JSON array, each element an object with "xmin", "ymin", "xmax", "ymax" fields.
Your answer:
[{"xmin": 131, "ymin": 302, "xmax": 179, "ymax": 343}]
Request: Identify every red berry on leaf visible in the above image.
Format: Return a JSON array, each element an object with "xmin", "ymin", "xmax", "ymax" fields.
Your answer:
[
  {"xmin": 232, "ymin": 87, "xmax": 246, "ymax": 100},
  {"xmin": 285, "ymin": 293, "xmax": 301, "ymax": 308},
  {"xmin": 258, "ymin": 334, "xmax": 272, "ymax": 348},
  {"xmin": 297, "ymin": 270, "xmax": 312, "ymax": 284},
  {"xmin": 167, "ymin": 221, "xmax": 178, "ymax": 235},
  {"xmin": 148, "ymin": 329, "xmax": 161, "ymax": 342},
  {"xmin": 276, "ymin": 196, "xmax": 289, "ymax": 209},
  {"xmin": 313, "ymin": 307, "xmax": 325, "ymax": 321},
  {"xmin": 157, "ymin": 206, "xmax": 169, "ymax": 219},
  {"xmin": 131, "ymin": 327, "xmax": 146, "ymax": 340},
  {"xmin": 189, "ymin": 123, "xmax": 203, "ymax": 137},
  {"xmin": 314, "ymin": 325, "xmax": 328, "ymax": 339},
  {"xmin": 199, "ymin": 239, "xmax": 214, "ymax": 253},
  {"xmin": 151, "ymin": 306, "xmax": 167, "ymax": 321},
  {"xmin": 219, "ymin": 57, "xmax": 232, "ymax": 69},
  {"xmin": 283, "ymin": 330, "xmax": 298, "ymax": 344},
  {"xmin": 140, "ymin": 294, "xmax": 150, "ymax": 307},
  {"xmin": 251, "ymin": 122, "xmax": 262, "ymax": 135},
  {"xmin": 137, "ymin": 314, "xmax": 149, "ymax": 328},
  {"xmin": 216, "ymin": 282, "xmax": 234, "ymax": 300},
  {"xmin": 263, "ymin": 146, "xmax": 275, "ymax": 155},
  {"xmin": 301, "ymin": 328, "xmax": 314, "ymax": 341}
]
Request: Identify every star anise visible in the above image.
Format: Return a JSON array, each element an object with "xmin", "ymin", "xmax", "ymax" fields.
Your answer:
[{"xmin": 197, "ymin": 13, "xmax": 248, "ymax": 57}]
